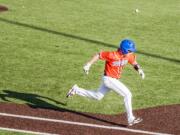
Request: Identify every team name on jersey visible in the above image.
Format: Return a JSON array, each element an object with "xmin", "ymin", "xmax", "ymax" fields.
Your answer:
[{"xmin": 112, "ymin": 60, "xmax": 128, "ymax": 66}]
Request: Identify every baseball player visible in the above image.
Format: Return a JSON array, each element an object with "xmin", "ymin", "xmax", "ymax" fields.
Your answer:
[{"xmin": 67, "ymin": 39, "xmax": 145, "ymax": 126}]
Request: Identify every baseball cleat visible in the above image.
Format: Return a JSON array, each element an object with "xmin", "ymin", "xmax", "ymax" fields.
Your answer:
[
  {"xmin": 128, "ymin": 117, "xmax": 143, "ymax": 126},
  {"xmin": 66, "ymin": 84, "xmax": 77, "ymax": 98}
]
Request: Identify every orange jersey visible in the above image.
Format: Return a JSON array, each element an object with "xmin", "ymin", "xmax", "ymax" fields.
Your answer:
[{"xmin": 99, "ymin": 51, "xmax": 137, "ymax": 79}]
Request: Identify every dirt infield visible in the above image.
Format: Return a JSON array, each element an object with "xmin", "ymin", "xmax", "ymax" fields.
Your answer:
[
  {"xmin": 0, "ymin": 5, "xmax": 8, "ymax": 12},
  {"xmin": 0, "ymin": 103, "xmax": 179, "ymax": 135}
]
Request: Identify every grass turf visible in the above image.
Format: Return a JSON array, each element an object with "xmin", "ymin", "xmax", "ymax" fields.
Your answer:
[{"xmin": 0, "ymin": 0, "xmax": 179, "ymax": 117}]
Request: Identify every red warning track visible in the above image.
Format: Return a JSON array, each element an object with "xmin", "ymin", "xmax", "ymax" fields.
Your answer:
[
  {"xmin": 0, "ymin": 103, "xmax": 179, "ymax": 135},
  {"xmin": 0, "ymin": 5, "xmax": 8, "ymax": 12}
]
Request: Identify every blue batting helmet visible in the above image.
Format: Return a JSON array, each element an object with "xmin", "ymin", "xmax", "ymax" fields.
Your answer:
[{"xmin": 119, "ymin": 39, "xmax": 136, "ymax": 54}]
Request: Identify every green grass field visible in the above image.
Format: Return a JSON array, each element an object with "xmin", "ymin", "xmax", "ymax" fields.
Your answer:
[{"xmin": 0, "ymin": 0, "xmax": 180, "ymax": 134}]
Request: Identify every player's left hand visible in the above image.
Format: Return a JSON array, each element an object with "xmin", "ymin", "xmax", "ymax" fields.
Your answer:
[{"xmin": 138, "ymin": 69, "xmax": 145, "ymax": 79}]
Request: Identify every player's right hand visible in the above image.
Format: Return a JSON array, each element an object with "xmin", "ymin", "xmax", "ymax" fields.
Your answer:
[{"xmin": 83, "ymin": 63, "xmax": 91, "ymax": 75}]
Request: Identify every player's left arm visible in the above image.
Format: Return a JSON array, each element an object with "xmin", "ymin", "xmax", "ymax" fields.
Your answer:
[
  {"xmin": 128, "ymin": 54, "xmax": 145, "ymax": 79},
  {"xmin": 133, "ymin": 64, "xmax": 145, "ymax": 79}
]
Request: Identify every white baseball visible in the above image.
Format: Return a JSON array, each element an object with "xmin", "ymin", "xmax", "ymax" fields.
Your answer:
[{"xmin": 135, "ymin": 9, "xmax": 139, "ymax": 13}]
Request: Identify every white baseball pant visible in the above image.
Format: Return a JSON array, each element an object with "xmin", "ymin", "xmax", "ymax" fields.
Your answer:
[{"xmin": 75, "ymin": 76, "xmax": 135, "ymax": 122}]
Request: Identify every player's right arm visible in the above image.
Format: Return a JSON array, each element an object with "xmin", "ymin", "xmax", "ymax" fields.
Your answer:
[
  {"xmin": 83, "ymin": 51, "xmax": 112, "ymax": 75},
  {"xmin": 83, "ymin": 53, "xmax": 100, "ymax": 75}
]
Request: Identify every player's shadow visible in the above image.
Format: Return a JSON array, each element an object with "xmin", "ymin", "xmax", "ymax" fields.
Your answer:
[
  {"xmin": 0, "ymin": 17, "xmax": 179, "ymax": 64},
  {"xmin": 0, "ymin": 90, "xmax": 66, "ymax": 109},
  {"xmin": 0, "ymin": 90, "xmax": 127, "ymax": 127}
]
